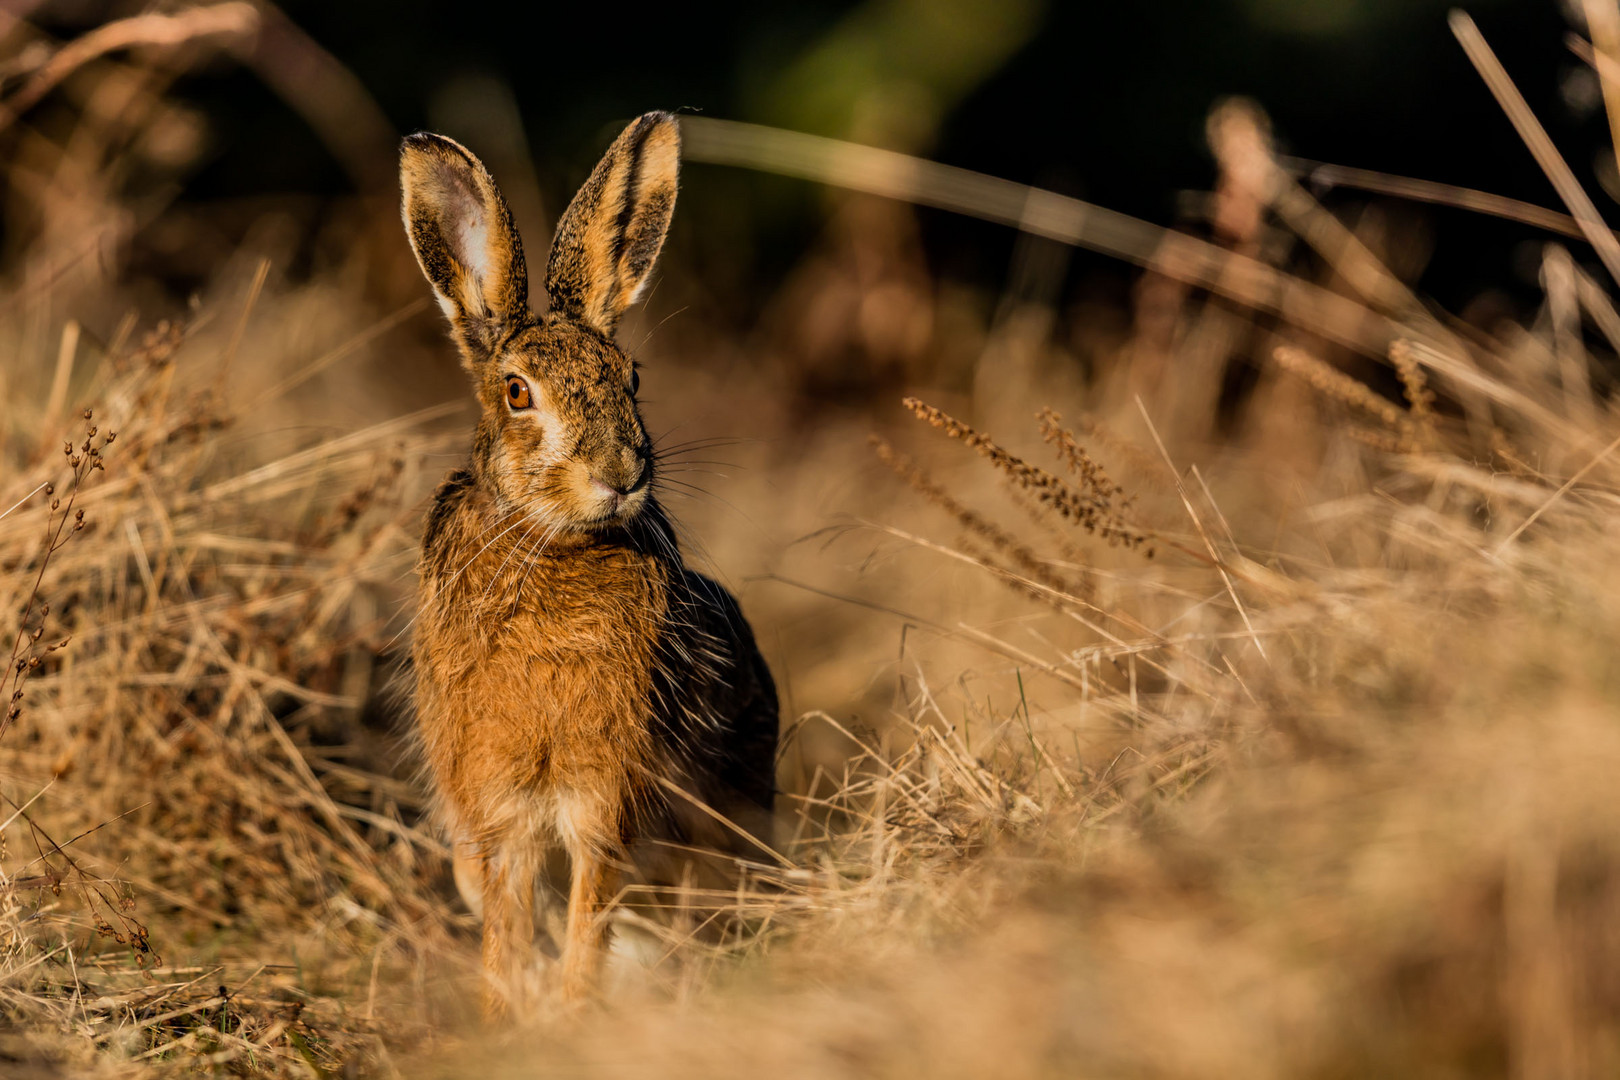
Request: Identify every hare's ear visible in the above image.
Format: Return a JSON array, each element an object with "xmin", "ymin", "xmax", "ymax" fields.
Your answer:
[
  {"xmin": 400, "ymin": 133, "xmax": 529, "ymax": 361},
  {"xmin": 544, "ymin": 111, "xmax": 679, "ymax": 335}
]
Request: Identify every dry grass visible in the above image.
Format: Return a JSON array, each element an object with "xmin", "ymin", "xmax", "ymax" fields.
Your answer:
[{"xmin": 3, "ymin": 5, "xmax": 1620, "ymax": 1079}]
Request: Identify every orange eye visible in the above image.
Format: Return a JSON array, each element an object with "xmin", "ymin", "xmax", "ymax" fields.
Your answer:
[{"xmin": 505, "ymin": 375, "xmax": 532, "ymax": 410}]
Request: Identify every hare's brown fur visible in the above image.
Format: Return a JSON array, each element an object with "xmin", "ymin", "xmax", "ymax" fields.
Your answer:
[{"xmin": 400, "ymin": 113, "xmax": 778, "ymax": 1017}]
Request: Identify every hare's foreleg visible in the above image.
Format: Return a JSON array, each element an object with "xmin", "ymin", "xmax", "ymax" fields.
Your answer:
[
  {"xmin": 557, "ymin": 838, "xmax": 621, "ymax": 1001},
  {"xmin": 478, "ymin": 840, "xmax": 537, "ymax": 1021},
  {"xmin": 451, "ymin": 833, "xmax": 484, "ymax": 919}
]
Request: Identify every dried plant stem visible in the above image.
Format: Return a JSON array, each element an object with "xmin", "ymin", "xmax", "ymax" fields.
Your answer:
[
  {"xmin": 1389, "ymin": 339, "xmax": 1438, "ymax": 447},
  {"xmin": 0, "ymin": 3, "xmax": 259, "ymax": 133},
  {"xmin": 1451, "ymin": 10, "xmax": 1620, "ymax": 285},
  {"xmin": 1303, "ymin": 160, "xmax": 1608, "ymax": 242},
  {"xmin": 1134, "ymin": 397, "xmax": 1269, "ymax": 664},
  {"xmin": 870, "ymin": 435, "xmax": 1087, "ymax": 600},
  {"xmin": 901, "ymin": 398, "xmax": 1148, "ymax": 550},
  {"xmin": 217, "ymin": 257, "xmax": 271, "ymax": 390},
  {"xmin": 1579, "ymin": 1, "xmax": 1620, "ymax": 162},
  {"xmin": 4, "ymin": 412, "xmax": 111, "ymax": 740},
  {"xmin": 1495, "ymin": 428, "xmax": 1620, "ymax": 552},
  {"xmin": 1272, "ymin": 346, "xmax": 1407, "ymax": 430},
  {"xmin": 681, "ymin": 116, "xmax": 1418, "ymax": 361}
]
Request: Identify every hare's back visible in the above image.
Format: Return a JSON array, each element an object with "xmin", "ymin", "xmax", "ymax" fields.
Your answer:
[{"xmin": 654, "ymin": 570, "xmax": 779, "ymax": 816}]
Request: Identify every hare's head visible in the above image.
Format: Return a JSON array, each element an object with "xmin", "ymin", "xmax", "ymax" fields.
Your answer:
[{"xmin": 400, "ymin": 112, "xmax": 680, "ymax": 532}]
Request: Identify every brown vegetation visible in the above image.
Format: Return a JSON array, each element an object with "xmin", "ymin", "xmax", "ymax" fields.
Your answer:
[{"xmin": 2, "ymin": 5, "xmax": 1620, "ymax": 1079}]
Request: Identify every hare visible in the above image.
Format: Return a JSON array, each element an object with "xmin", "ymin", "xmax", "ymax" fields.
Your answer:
[{"xmin": 399, "ymin": 112, "xmax": 778, "ymax": 1018}]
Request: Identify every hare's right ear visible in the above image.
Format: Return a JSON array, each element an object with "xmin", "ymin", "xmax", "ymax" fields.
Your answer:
[
  {"xmin": 400, "ymin": 133, "xmax": 529, "ymax": 362},
  {"xmin": 544, "ymin": 112, "xmax": 680, "ymax": 336}
]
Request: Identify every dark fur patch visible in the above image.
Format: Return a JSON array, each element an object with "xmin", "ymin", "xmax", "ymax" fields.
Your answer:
[
  {"xmin": 610, "ymin": 116, "xmax": 653, "ymax": 268},
  {"xmin": 423, "ymin": 468, "xmax": 475, "ymax": 560}
]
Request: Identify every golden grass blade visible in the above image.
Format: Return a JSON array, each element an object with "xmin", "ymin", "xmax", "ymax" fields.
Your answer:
[
  {"xmin": 1573, "ymin": 260, "xmax": 1620, "ymax": 355},
  {"xmin": 682, "ymin": 115, "xmax": 1412, "ymax": 361},
  {"xmin": 0, "ymin": 3, "xmax": 259, "ymax": 132},
  {"xmin": 247, "ymin": 296, "xmax": 433, "ymax": 408},
  {"xmin": 643, "ymin": 772, "xmax": 794, "ymax": 869},
  {"xmin": 864, "ymin": 519, "xmax": 1227, "ymax": 701},
  {"xmin": 1573, "ymin": 4, "xmax": 1620, "ymax": 160},
  {"xmin": 217, "ymin": 258, "xmax": 271, "ymax": 391},
  {"xmin": 1451, "ymin": 10, "xmax": 1620, "ymax": 285},
  {"xmin": 42, "ymin": 321, "xmax": 77, "ymax": 432},
  {"xmin": 1542, "ymin": 244, "xmax": 1595, "ymax": 427},
  {"xmin": 1494, "ymin": 429, "xmax": 1620, "ymax": 552},
  {"xmin": 0, "ymin": 482, "xmax": 46, "ymax": 525},
  {"xmin": 685, "ymin": 116, "xmax": 1582, "ymax": 451},
  {"xmin": 1134, "ymin": 396, "xmax": 1269, "ymax": 665},
  {"xmin": 1303, "ymin": 160, "xmax": 1604, "ymax": 240}
]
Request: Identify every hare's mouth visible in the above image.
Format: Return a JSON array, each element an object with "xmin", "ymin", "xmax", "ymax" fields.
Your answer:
[
  {"xmin": 578, "ymin": 467, "xmax": 650, "ymax": 525},
  {"xmin": 578, "ymin": 483, "xmax": 648, "ymax": 529}
]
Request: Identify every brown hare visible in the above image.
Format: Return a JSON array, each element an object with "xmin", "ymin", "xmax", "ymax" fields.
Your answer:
[{"xmin": 399, "ymin": 112, "xmax": 778, "ymax": 1018}]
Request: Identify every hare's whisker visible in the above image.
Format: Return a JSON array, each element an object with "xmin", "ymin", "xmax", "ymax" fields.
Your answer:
[
  {"xmin": 654, "ymin": 437, "xmax": 748, "ymax": 457},
  {"xmin": 476, "ymin": 511, "xmax": 551, "ymax": 613},
  {"xmin": 441, "ymin": 495, "xmax": 551, "ymax": 595},
  {"xmin": 510, "ymin": 520, "xmax": 569, "ymax": 614},
  {"xmin": 658, "ymin": 467, "xmax": 736, "ymax": 481},
  {"xmin": 380, "ymin": 496, "xmax": 550, "ymax": 652},
  {"xmin": 654, "ymin": 459, "xmax": 740, "ymax": 470},
  {"xmin": 633, "ymin": 303, "xmax": 689, "ymax": 351}
]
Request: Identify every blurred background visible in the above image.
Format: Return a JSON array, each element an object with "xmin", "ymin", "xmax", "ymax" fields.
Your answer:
[
  {"xmin": 10, "ymin": 1, "xmax": 1620, "ymax": 1074},
  {"xmin": 14, "ymin": 0, "xmax": 1594, "ymax": 319}
]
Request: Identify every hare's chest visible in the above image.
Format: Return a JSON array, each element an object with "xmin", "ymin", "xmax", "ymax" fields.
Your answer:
[
  {"xmin": 415, "ymin": 560, "xmax": 667, "ymax": 796},
  {"xmin": 511, "ymin": 574, "xmax": 662, "ymax": 652}
]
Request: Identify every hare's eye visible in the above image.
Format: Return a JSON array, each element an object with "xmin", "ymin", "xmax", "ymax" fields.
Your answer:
[
  {"xmin": 505, "ymin": 376, "xmax": 532, "ymax": 410},
  {"xmin": 629, "ymin": 368, "xmax": 640, "ymax": 396}
]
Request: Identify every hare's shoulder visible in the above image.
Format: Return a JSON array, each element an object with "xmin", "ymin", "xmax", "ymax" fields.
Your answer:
[{"xmin": 423, "ymin": 468, "xmax": 477, "ymax": 560}]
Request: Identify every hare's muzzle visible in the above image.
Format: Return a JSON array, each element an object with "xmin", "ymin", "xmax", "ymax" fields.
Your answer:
[{"xmin": 586, "ymin": 448, "xmax": 649, "ymax": 517}]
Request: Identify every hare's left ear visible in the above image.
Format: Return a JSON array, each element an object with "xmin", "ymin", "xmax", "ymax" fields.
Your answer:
[
  {"xmin": 544, "ymin": 111, "xmax": 679, "ymax": 335},
  {"xmin": 400, "ymin": 132, "xmax": 529, "ymax": 363}
]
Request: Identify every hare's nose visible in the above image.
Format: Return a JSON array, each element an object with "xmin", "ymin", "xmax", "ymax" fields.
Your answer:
[{"xmin": 592, "ymin": 458, "xmax": 646, "ymax": 498}]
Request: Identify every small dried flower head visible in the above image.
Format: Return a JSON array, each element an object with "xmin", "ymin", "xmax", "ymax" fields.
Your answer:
[
  {"xmin": 902, "ymin": 398, "xmax": 1150, "ymax": 550},
  {"xmin": 871, "ymin": 435, "xmax": 1090, "ymax": 602},
  {"xmin": 44, "ymin": 483, "xmax": 53, "ymax": 496}
]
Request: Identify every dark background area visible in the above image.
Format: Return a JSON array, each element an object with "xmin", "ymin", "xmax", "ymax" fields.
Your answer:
[{"xmin": 31, "ymin": 0, "xmax": 1604, "ymax": 324}]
